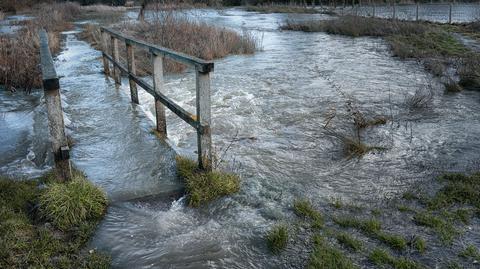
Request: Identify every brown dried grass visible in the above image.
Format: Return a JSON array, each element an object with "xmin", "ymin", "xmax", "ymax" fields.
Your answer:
[
  {"xmin": 82, "ymin": 11, "xmax": 259, "ymax": 74},
  {"xmin": 0, "ymin": 2, "xmax": 81, "ymax": 92}
]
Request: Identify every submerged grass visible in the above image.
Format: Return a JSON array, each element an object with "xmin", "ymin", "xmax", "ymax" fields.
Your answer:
[
  {"xmin": 308, "ymin": 235, "xmax": 358, "ymax": 269},
  {"xmin": 176, "ymin": 156, "xmax": 240, "ymax": 207},
  {"xmin": 266, "ymin": 224, "xmax": 288, "ymax": 254},
  {"xmin": 413, "ymin": 211, "xmax": 457, "ymax": 243},
  {"xmin": 293, "ymin": 199, "xmax": 324, "ymax": 228},
  {"xmin": 0, "ymin": 173, "xmax": 109, "ymax": 268},
  {"xmin": 335, "ymin": 232, "xmax": 363, "ymax": 252},
  {"xmin": 369, "ymin": 248, "xmax": 424, "ymax": 269},
  {"xmin": 333, "ymin": 216, "xmax": 407, "ymax": 250}
]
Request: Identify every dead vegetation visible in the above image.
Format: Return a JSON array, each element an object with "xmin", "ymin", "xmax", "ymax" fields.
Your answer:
[
  {"xmin": 245, "ymin": 4, "xmax": 318, "ymax": 14},
  {"xmin": 404, "ymin": 84, "xmax": 434, "ymax": 109},
  {"xmin": 0, "ymin": 2, "xmax": 81, "ymax": 92},
  {"xmin": 81, "ymin": 8, "xmax": 258, "ymax": 74}
]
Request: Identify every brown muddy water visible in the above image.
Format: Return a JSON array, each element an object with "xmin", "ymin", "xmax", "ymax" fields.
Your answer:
[{"xmin": 1, "ymin": 7, "xmax": 480, "ymax": 268}]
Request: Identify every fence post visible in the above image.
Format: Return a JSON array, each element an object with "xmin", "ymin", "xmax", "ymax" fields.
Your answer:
[
  {"xmin": 392, "ymin": 1, "xmax": 396, "ymax": 20},
  {"xmin": 152, "ymin": 53, "xmax": 167, "ymax": 136},
  {"xmin": 126, "ymin": 42, "xmax": 139, "ymax": 104},
  {"xmin": 39, "ymin": 29, "xmax": 72, "ymax": 182},
  {"xmin": 449, "ymin": 3, "xmax": 452, "ymax": 24},
  {"xmin": 416, "ymin": 2, "xmax": 419, "ymax": 21},
  {"xmin": 196, "ymin": 69, "xmax": 212, "ymax": 170},
  {"xmin": 110, "ymin": 36, "xmax": 121, "ymax": 85},
  {"xmin": 101, "ymin": 30, "xmax": 110, "ymax": 76},
  {"xmin": 373, "ymin": 3, "xmax": 376, "ymax": 17}
]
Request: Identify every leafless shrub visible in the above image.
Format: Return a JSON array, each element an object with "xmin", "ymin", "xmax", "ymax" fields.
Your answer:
[
  {"xmin": 246, "ymin": 4, "xmax": 318, "ymax": 14},
  {"xmin": 0, "ymin": 11, "xmax": 5, "ymax": 20},
  {"xmin": 404, "ymin": 84, "xmax": 434, "ymax": 110},
  {"xmin": 458, "ymin": 53, "xmax": 480, "ymax": 91},
  {"xmin": 81, "ymin": 5, "xmax": 127, "ymax": 13}
]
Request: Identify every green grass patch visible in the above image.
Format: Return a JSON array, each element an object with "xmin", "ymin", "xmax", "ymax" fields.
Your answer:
[
  {"xmin": 369, "ymin": 248, "xmax": 424, "ymax": 269},
  {"xmin": 459, "ymin": 244, "xmax": 480, "ymax": 261},
  {"xmin": 0, "ymin": 174, "xmax": 109, "ymax": 268},
  {"xmin": 335, "ymin": 232, "xmax": 363, "ymax": 252},
  {"xmin": 428, "ymin": 173, "xmax": 480, "ymax": 210},
  {"xmin": 308, "ymin": 235, "xmax": 358, "ymax": 269},
  {"xmin": 293, "ymin": 199, "xmax": 324, "ymax": 228},
  {"xmin": 266, "ymin": 224, "xmax": 288, "ymax": 254},
  {"xmin": 333, "ymin": 216, "xmax": 407, "ymax": 250},
  {"xmin": 176, "ymin": 156, "xmax": 240, "ymax": 207},
  {"xmin": 40, "ymin": 173, "xmax": 107, "ymax": 230},
  {"xmin": 413, "ymin": 211, "xmax": 457, "ymax": 243},
  {"xmin": 412, "ymin": 236, "xmax": 427, "ymax": 254}
]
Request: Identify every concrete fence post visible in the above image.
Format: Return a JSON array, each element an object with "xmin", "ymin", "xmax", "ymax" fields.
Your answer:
[{"xmin": 39, "ymin": 29, "xmax": 72, "ymax": 182}]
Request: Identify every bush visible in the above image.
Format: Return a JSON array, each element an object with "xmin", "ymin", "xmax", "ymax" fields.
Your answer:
[
  {"xmin": 39, "ymin": 174, "xmax": 108, "ymax": 230},
  {"xmin": 176, "ymin": 156, "xmax": 240, "ymax": 207}
]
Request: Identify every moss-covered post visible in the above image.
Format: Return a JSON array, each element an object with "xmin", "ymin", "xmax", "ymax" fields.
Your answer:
[
  {"xmin": 196, "ymin": 67, "xmax": 213, "ymax": 170},
  {"xmin": 101, "ymin": 30, "xmax": 110, "ymax": 76},
  {"xmin": 126, "ymin": 42, "xmax": 138, "ymax": 104},
  {"xmin": 110, "ymin": 36, "xmax": 121, "ymax": 85},
  {"xmin": 39, "ymin": 29, "xmax": 72, "ymax": 182},
  {"xmin": 152, "ymin": 52, "xmax": 167, "ymax": 135}
]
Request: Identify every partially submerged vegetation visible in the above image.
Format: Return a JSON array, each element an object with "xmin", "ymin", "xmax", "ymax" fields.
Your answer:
[
  {"xmin": 266, "ymin": 224, "xmax": 288, "ymax": 254},
  {"xmin": 269, "ymin": 171, "xmax": 479, "ymax": 268},
  {"xmin": 281, "ymin": 16, "xmax": 480, "ymax": 92},
  {"xmin": 175, "ymin": 156, "xmax": 240, "ymax": 207},
  {"xmin": 0, "ymin": 171, "xmax": 109, "ymax": 268}
]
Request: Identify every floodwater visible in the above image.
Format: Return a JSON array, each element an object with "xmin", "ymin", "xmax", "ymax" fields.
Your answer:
[{"xmin": 1, "ymin": 7, "xmax": 480, "ymax": 268}]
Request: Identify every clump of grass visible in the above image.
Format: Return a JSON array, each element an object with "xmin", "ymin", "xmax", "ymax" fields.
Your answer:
[
  {"xmin": 459, "ymin": 244, "xmax": 480, "ymax": 260},
  {"xmin": 413, "ymin": 211, "xmax": 457, "ymax": 243},
  {"xmin": 246, "ymin": 4, "xmax": 318, "ymax": 14},
  {"xmin": 266, "ymin": 224, "xmax": 288, "ymax": 254},
  {"xmin": 429, "ymin": 173, "xmax": 480, "ymax": 210},
  {"xmin": 444, "ymin": 81, "xmax": 463, "ymax": 93},
  {"xmin": 397, "ymin": 204, "xmax": 415, "ymax": 213},
  {"xmin": 0, "ymin": 175, "xmax": 110, "ymax": 268},
  {"xmin": 335, "ymin": 232, "xmax": 363, "ymax": 252},
  {"xmin": 330, "ymin": 196, "xmax": 343, "ymax": 209},
  {"xmin": 411, "ymin": 236, "xmax": 427, "ymax": 254},
  {"xmin": 371, "ymin": 208, "xmax": 382, "ymax": 216},
  {"xmin": 333, "ymin": 216, "xmax": 407, "ymax": 250},
  {"xmin": 293, "ymin": 199, "xmax": 324, "ymax": 228},
  {"xmin": 176, "ymin": 156, "xmax": 240, "ymax": 207},
  {"xmin": 369, "ymin": 248, "xmax": 424, "ymax": 269},
  {"xmin": 308, "ymin": 235, "xmax": 358, "ymax": 269},
  {"xmin": 405, "ymin": 86, "xmax": 434, "ymax": 110},
  {"xmin": 39, "ymin": 172, "xmax": 108, "ymax": 230}
]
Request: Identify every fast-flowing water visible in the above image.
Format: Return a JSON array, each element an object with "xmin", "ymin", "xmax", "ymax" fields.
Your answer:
[{"xmin": 2, "ymin": 7, "xmax": 480, "ymax": 268}]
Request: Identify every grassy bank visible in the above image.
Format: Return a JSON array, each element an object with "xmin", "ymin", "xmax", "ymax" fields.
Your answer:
[
  {"xmin": 281, "ymin": 16, "xmax": 480, "ymax": 91},
  {"xmin": 265, "ymin": 172, "xmax": 480, "ymax": 268},
  {"xmin": 0, "ymin": 170, "xmax": 109, "ymax": 268}
]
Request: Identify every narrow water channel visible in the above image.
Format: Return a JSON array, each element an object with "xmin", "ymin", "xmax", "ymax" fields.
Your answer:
[{"xmin": 1, "ymin": 7, "xmax": 480, "ymax": 268}]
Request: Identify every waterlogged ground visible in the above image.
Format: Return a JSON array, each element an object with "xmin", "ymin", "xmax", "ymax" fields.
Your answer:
[{"xmin": 1, "ymin": 7, "xmax": 480, "ymax": 268}]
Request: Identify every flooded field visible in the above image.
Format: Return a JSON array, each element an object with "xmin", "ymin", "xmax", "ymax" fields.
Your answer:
[{"xmin": 1, "ymin": 6, "xmax": 480, "ymax": 269}]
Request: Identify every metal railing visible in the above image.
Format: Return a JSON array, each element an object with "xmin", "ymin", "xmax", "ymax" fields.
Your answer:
[{"xmin": 100, "ymin": 27, "xmax": 213, "ymax": 170}]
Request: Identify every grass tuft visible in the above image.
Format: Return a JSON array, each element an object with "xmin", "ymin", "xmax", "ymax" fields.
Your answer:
[
  {"xmin": 266, "ymin": 224, "xmax": 288, "ymax": 254},
  {"xmin": 293, "ymin": 199, "xmax": 324, "ymax": 228},
  {"xmin": 39, "ymin": 173, "xmax": 107, "ymax": 230},
  {"xmin": 413, "ymin": 211, "xmax": 457, "ymax": 243},
  {"xmin": 176, "ymin": 156, "xmax": 240, "ymax": 207},
  {"xmin": 369, "ymin": 248, "xmax": 424, "ymax": 269},
  {"xmin": 335, "ymin": 232, "xmax": 363, "ymax": 252},
  {"xmin": 459, "ymin": 244, "xmax": 480, "ymax": 261},
  {"xmin": 308, "ymin": 235, "xmax": 358, "ymax": 269},
  {"xmin": 412, "ymin": 236, "xmax": 427, "ymax": 254}
]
